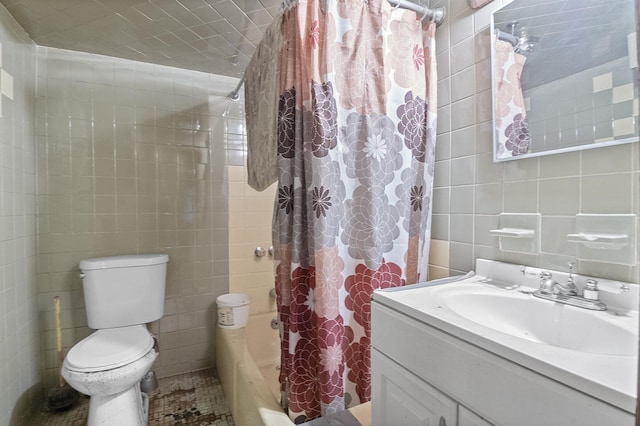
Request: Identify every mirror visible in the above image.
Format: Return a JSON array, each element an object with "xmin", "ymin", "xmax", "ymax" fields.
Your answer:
[{"xmin": 491, "ymin": 0, "xmax": 639, "ymax": 161}]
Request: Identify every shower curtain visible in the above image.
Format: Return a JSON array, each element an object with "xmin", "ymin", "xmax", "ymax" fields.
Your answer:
[
  {"xmin": 493, "ymin": 37, "xmax": 530, "ymax": 158},
  {"xmin": 273, "ymin": 0, "xmax": 437, "ymax": 421}
]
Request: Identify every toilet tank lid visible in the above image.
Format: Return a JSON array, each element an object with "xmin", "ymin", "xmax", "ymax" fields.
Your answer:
[{"xmin": 80, "ymin": 254, "xmax": 169, "ymax": 270}]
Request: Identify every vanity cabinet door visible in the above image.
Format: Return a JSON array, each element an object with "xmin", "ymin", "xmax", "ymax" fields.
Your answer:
[
  {"xmin": 371, "ymin": 349, "xmax": 458, "ymax": 426},
  {"xmin": 459, "ymin": 406, "xmax": 493, "ymax": 426}
]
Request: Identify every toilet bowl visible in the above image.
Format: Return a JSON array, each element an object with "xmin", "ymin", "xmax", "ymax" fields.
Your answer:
[
  {"xmin": 62, "ymin": 325, "xmax": 157, "ymax": 425},
  {"xmin": 62, "ymin": 254, "xmax": 169, "ymax": 426}
]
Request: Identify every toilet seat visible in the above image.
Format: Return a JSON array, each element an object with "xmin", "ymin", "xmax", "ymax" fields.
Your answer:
[{"xmin": 65, "ymin": 325, "xmax": 154, "ymax": 373}]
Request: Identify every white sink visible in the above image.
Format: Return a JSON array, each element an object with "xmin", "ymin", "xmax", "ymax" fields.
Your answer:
[
  {"xmin": 431, "ymin": 283, "xmax": 637, "ymax": 356},
  {"xmin": 373, "ymin": 260, "xmax": 639, "ymax": 414}
]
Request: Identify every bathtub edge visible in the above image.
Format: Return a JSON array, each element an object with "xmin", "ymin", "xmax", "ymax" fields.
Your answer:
[{"xmin": 216, "ymin": 320, "xmax": 294, "ymax": 426}]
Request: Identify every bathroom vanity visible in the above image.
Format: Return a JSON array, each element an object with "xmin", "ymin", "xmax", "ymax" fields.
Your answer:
[{"xmin": 371, "ymin": 260, "xmax": 638, "ymax": 426}]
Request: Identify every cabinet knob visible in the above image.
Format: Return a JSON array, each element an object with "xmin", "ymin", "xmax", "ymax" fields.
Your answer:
[{"xmin": 439, "ymin": 416, "xmax": 446, "ymax": 426}]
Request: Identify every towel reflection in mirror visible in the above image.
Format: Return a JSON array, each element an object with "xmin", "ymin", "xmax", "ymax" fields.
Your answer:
[{"xmin": 493, "ymin": 36, "xmax": 531, "ymax": 159}]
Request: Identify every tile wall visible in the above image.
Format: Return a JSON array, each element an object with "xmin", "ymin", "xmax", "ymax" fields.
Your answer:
[
  {"xmin": 526, "ymin": 57, "xmax": 638, "ymax": 151},
  {"xmin": 228, "ymin": 163, "xmax": 277, "ymax": 315},
  {"xmin": 0, "ymin": 0, "xmax": 638, "ymax": 422},
  {"xmin": 35, "ymin": 47, "xmax": 239, "ymax": 384},
  {"xmin": 0, "ymin": 4, "xmax": 38, "ymax": 426},
  {"xmin": 429, "ymin": 0, "xmax": 640, "ymax": 284},
  {"xmin": 223, "ymin": 97, "xmax": 277, "ymax": 315}
]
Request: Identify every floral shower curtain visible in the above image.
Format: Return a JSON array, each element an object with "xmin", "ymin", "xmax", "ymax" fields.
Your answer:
[
  {"xmin": 493, "ymin": 37, "xmax": 530, "ymax": 158},
  {"xmin": 273, "ymin": 0, "xmax": 437, "ymax": 421}
]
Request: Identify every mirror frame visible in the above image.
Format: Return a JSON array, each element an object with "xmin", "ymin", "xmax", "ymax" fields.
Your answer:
[
  {"xmin": 635, "ymin": 4, "xmax": 639, "ymax": 426},
  {"xmin": 490, "ymin": 1, "xmax": 640, "ymax": 162}
]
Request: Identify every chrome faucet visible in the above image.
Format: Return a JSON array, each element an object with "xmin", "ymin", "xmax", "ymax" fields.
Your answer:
[
  {"xmin": 554, "ymin": 261, "xmax": 578, "ymax": 296},
  {"xmin": 551, "ymin": 281, "xmax": 578, "ymax": 295},
  {"xmin": 539, "ymin": 262, "xmax": 578, "ymax": 295},
  {"xmin": 537, "ymin": 271, "xmax": 558, "ymax": 294},
  {"xmin": 533, "ymin": 264, "xmax": 607, "ymax": 311}
]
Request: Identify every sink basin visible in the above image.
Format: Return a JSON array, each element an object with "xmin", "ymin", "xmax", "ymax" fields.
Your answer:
[
  {"xmin": 373, "ymin": 259, "xmax": 639, "ymax": 414},
  {"xmin": 432, "ymin": 283, "xmax": 637, "ymax": 356}
]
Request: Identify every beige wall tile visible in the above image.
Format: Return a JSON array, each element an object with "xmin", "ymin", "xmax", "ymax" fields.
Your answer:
[
  {"xmin": 429, "ymin": 239, "xmax": 450, "ymax": 269},
  {"xmin": 433, "ymin": 1, "xmax": 639, "ymax": 281},
  {"xmin": 35, "ymin": 47, "xmax": 238, "ymax": 383},
  {"xmin": 0, "ymin": 8, "xmax": 39, "ymax": 425},
  {"xmin": 428, "ymin": 265, "xmax": 450, "ymax": 280}
]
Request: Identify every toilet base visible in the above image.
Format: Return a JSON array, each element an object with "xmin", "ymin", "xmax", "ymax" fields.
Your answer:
[{"xmin": 88, "ymin": 382, "xmax": 147, "ymax": 426}]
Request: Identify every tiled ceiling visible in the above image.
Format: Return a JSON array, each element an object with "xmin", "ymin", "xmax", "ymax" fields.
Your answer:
[{"xmin": 0, "ymin": 0, "xmax": 283, "ymax": 78}]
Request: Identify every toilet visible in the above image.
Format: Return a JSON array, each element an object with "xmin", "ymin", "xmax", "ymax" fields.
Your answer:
[{"xmin": 62, "ymin": 254, "xmax": 169, "ymax": 426}]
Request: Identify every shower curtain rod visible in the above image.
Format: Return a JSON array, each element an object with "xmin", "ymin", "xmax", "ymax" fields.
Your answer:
[
  {"xmin": 388, "ymin": 0, "xmax": 446, "ymax": 26},
  {"xmin": 228, "ymin": 0, "xmax": 446, "ymax": 100},
  {"xmin": 495, "ymin": 29, "xmax": 518, "ymax": 47}
]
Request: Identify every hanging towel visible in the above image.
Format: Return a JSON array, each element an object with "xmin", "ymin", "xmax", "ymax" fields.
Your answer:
[
  {"xmin": 493, "ymin": 36, "xmax": 530, "ymax": 159},
  {"xmin": 244, "ymin": 16, "xmax": 282, "ymax": 191}
]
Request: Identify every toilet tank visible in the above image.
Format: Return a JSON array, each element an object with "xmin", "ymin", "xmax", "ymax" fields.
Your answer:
[{"xmin": 79, "ymin": 254, "xmax": 169, "ymax": 329}]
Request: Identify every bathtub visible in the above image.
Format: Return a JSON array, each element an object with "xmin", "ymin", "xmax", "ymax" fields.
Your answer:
[{"xmin": 216, "ymin": 311, "xmax": 295, "ymax": 426}]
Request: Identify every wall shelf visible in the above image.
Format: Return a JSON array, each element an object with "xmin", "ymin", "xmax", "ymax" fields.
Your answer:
[
  {"xmin": 568, "ymin": 214, "xmax": 637, "ymax": 265},
  {"xmin": 490, "ymin": 213, "xmax": 540, "ymax": 253},
  {"xmin": 489, "ymin": 228, "xmax": 535, "ymax": 238},
  {"xmin": 566, "ymin": 232, "xmax": 629, "ymax": 250}
]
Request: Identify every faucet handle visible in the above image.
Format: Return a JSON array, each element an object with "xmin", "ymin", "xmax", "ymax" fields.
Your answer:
[
  {"xmin": 538, "ymin": 271, "xmax": 556, "ymax": 294},
  {"xmin": 567, "ymin": 261, "xmax": 576, "ymax": 285},
  {"xmin": 583, "ymin": 279, "xmax": 599, "ymax": 301}
]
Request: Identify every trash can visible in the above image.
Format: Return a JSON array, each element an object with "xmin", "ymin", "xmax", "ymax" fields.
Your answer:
[{"xmin": 216, "ymin": 293, "xmax": 251, "ymax": 329}]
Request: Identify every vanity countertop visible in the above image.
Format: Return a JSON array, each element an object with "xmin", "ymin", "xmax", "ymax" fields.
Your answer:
[{"xmin": 373, "ymin": 260, "xmax": 639, "ymax": 414}]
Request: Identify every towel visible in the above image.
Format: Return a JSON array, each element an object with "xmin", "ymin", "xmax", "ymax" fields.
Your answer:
[
  {"xmin": 244, "ymin": 16, "xmax": 282, "ymax": 191},
  {"xmin": 493, "ymin": 36, "xmax": 530, "ymax": 159}
]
